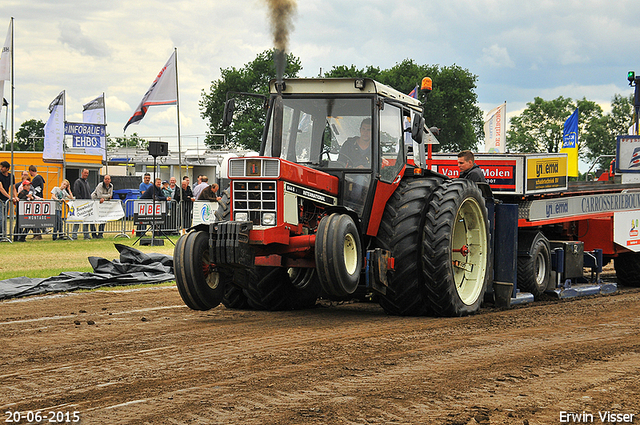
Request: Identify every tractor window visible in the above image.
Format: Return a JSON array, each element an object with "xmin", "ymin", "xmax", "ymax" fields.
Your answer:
[
  {"xmin": 264, "ymin": 97, "xmax": 373, "ymax": 169},
  {"xmin": 379, "ymin": 103, "xmax": 404, "ymax": 182}
]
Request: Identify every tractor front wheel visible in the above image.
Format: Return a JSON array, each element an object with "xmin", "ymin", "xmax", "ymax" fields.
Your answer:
[
  {"xmin": 175, "ymin": 230, "xmax": 228, "ymax": 310},
  {"xmin": 315, "ymin": 213, "xmax": 362, "ymax": 297}
]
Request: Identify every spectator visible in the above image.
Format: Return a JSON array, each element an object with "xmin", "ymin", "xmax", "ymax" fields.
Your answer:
[
  {"xmin": 51, "ymin": 179, "xmax": 74, "ymax": 240},
  {"xmin": 141, "ymin": 178, "xmax": 170, "ymax": 201},
  {"xmin": 168, "ymin": 176, "xmax": 178, "ymax": 199},
  {"xmin": 199, "ymin": 182, "xmax": 221, "ymax": 201},
  {"xmin": 193, "ymin": 175, "xmax": 202, "ymax": 189},
  {"xmin": 28, "ymin": 165, "xmax": 45, "ymax": 240},
  {"xmin": 193, "ymin": 175, "xmax": 210, "ymax": 200},
  {"xmin": 161, "ymin": 180, "xmax": 171, "ymax": 198},
  {"xmin": 15, "ymin": 171, "xmax": 29, "ymax": 193},
  {"xmin": 181, "ymin": 177, "xmax": 194, "ymax": 228},
  {"xmin": 91, "ymin": 174, "xmax": 113, "ymax": 238},
  {"xmin": 14, "ymin": 180, "xmax": 34, "ymax": 242},
  {"xmin": 0, "ymin": 161, "xmax": 14, "ymax": 238},
  {"xmin": 139, "ymin": 173, "xmax": 152, "ymax": 193},
  {"xmin": 72, "ymin": 168, "xmax": 95, "ymax": 240}
]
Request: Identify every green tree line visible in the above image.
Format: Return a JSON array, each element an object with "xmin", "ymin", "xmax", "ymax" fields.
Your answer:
[{"xmin": 6, "ymin": 49, "xmax": 635, "ymax": 174}]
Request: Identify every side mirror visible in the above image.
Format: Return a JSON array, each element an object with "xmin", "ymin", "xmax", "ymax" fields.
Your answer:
[
  {"xmin": 411, "ymin": 113, "xmax": 425, "ymax": 144},
  {"xmin": 222, "ymin": 99, "xmax": 236, "ymax": 127}
]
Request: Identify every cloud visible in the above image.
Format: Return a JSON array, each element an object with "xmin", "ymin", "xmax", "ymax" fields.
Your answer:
[
  {"xmin": 58, "ymin": 21, "xmax": 109, "ymax": 58},
  {"xmin": 478, "ymin": 44, "xmax": 515, "ymax": 68}
]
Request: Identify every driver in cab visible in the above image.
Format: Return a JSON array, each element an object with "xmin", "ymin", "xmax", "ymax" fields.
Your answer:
[{"xmin": 338, "ymin": 118, "xmax": 372, "ymax": 168}]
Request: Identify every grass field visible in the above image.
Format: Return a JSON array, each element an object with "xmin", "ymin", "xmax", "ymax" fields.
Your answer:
[{"xmin": 0, "ymin": 234, "xmax": 178, "ymax": 281}]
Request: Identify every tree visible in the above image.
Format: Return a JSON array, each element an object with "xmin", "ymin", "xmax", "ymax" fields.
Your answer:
[
  {"xmin": 506, "ymin": 96, "xmax": 574, "ymax": 153},
  {"xmin": 325, "ymin": 59, "xmax": 484, "ymax": 152},
  {"xmin": 107, "ymin": 133, "xmax": 148, "ymax": 150},
  {"xmin": 14, "ymin": 119, "xmax": 45, "ymax": 151},
  {"xmin": 199, "ymin": 49, "xmax": 302, "ymax": 151},
  {"xmin": 583, "ymin": 94, "xmax": 633, "ymax": 170},
  {"xmin": 507, "ymin": 95, "xmax": 635, "ymax": 172}
]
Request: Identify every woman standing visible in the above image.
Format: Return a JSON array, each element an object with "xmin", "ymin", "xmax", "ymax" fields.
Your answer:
[{"xmin": 51, "ymin": 179, "xmax": 74, "ymax": 240}]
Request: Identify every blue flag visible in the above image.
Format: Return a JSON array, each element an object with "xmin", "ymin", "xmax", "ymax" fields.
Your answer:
[
  {"xmin": 562, "ymin": 108, "xmax": 579, "ymax": 149},
  {"xmin": 561, "ymin": 108, "xmax": 579, "ymax": 176}
]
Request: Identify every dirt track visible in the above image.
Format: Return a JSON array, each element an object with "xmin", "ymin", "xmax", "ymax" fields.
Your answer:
[{"xmin": 2, "ymin": 283, "xmax": 640, "ymax": 425}]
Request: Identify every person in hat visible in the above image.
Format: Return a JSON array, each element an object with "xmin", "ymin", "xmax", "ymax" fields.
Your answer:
[{"xmin": 161, "ymin": 180, "xmax": 172, "ymax": 199}]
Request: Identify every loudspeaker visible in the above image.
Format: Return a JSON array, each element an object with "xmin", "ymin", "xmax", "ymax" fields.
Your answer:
[{"xmin": 148, "ymin": 141, "xmax": 168, "ymax": 157}]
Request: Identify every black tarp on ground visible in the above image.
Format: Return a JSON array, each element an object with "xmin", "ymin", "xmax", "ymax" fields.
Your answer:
[{"xmin": 0, "ymin": 244, "xmax": 174, "ymax": 300}]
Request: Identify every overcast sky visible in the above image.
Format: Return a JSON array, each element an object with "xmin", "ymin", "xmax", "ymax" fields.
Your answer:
[{"xmin": 1, "ymin": 0, "xmax": 638, "ymax": 152}]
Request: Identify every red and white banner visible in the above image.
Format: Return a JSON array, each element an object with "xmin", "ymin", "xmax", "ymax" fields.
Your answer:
[
  {"xmin": 124, "ymin": 52, "xmax": 177, "ymax": 132},
  {"xmin": 484, "ymin": 103, "xmax": 506, "ymax": 153}
]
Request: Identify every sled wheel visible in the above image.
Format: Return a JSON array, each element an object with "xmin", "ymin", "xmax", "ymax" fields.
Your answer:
[
  {"xmin": 315, "ymin": 213, "xmax": 362, "ymax": 297},
  {"xmin": 517, "ymin": 232, "xmax": 551, "ymax": 298},
  {"xmin": 423, "ymin": 179, "xmax": 490, "ymax": 316},
  {"xmin": 614, "ymin": 252, "xmax": 640, "ymax": 286}
]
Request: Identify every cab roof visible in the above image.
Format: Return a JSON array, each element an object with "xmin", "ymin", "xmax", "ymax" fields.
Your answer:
[{"xmin": 269, "ymin": 78, "xmax": 422, "ymax": 109}]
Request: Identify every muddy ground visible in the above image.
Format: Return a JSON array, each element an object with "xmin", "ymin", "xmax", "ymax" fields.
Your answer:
[{"xmin": 1, "ymin": 275, "xmax": 639, "ymax": 425}]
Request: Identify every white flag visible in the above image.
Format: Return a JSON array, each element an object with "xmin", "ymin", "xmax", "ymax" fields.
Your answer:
[
  {"xmin": 124, "ymin": 51, "xmax": 177, "ymax": 132},
  {"xmin": 484, "ymin": 102, "xmax": 506, "ymax": 153},
  {"xmin": 0, "ymin": 20, "xmax": 12, "ymax": 112},
  {"xmin": 83, "ymin": 94, "xmax": 106, "ymax": 159},
  {"xmin": 43, "ymin": 91, "xmax": 65, "ymax": 161}
]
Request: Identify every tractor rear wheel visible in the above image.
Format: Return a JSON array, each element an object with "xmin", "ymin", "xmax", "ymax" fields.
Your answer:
[
  {"xmin": 241, "ymin": 266, "xmax": 321, "ymax": 311},
  {"xmin": 422, "ymin": 179, "xmax": 491, "ymax": 316},
  {"xmin": 178, "ymin": 230, "xmax": 229, "ymax": 310},
  {"xmin": 614, "ymin": 252, "xmax": 640, "ymax": 286},
  {"xmin": 375, "ymin": 177, "xmax": 443, "ymax": 316},
  {"xmin": 222, "ymin": 284, "xmax": 251, "ymax": 309},
  {"xmin": 214, "ymin": 186, "xmax": 231, "ymax": 222}
]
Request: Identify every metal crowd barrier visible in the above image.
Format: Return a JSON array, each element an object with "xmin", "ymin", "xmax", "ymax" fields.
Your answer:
[{"xmin": 1, "ymin": 199, "xmax": 211, "ymax": 243}]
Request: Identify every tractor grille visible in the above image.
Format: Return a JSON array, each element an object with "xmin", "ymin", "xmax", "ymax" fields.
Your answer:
[
  {"xmin": 229, "ymin": 158, "xmax": 280, "ymax": 178},
  {"xmin": 232, "ymin": 180, "xmax": 277, "ymax": 226}
]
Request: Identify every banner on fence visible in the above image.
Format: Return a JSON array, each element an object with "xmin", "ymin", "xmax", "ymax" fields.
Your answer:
[
  {"xmin": 66, "ymin": 200, "xmax": 124, "ymax": 224},
  {"xmin": 134, "ymin": 200, "xmax": 167, "ymax": 224},
  {"xmin": 18, "ymin": 201, "xmax": 56, "ymax": 228},
  {"xmin": 192, "ymin": 201, "xmax": 219, "ymax": 226}
]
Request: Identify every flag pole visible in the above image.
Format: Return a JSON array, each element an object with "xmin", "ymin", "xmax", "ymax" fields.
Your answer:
[
  {"xmin": 103, "ymin": 92, "xmax": 108, "ymax": 174},
  {"xmin": 174, "ymin": 47, "xmax": 183, "ymax": 179},
  {"xmin": 9, "ymin": 17, "xmax": 14, "ymax": 240},
  {"xmin": 62, "ymin": 91, "xmax": 66, "ymax": 182}
]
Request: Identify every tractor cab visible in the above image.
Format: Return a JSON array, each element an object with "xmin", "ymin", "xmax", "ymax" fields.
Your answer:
[{"xmin": 261, "ymin": 78, "xmax": 425, "ymax": 217}]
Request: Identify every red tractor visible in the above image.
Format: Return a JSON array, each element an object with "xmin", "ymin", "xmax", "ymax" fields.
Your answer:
[{"xmin": 174, "ymin": 78, "xmax": 492, "ymax": 316}]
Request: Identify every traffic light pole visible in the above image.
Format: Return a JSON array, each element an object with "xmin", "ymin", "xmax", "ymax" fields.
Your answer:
[{"xmin": 628, "ymin": 71, "xmax": 640, "ymax": 134}]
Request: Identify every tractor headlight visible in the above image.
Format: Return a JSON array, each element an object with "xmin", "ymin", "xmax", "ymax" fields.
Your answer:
[
  {"xmin": 262, "ymin": 212, "xmax": 276, "ymax": 226},
  {"xmin": 235, "ymin": 212, "xmax": 248, "ymax": 222}
]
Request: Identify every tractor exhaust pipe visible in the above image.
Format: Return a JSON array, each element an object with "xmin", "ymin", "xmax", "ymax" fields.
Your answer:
[
  {"xmin": 271, "ymin": 73, "xmax": 285, "ymax": 159},
  {"xmin": 266, "ymin": 0, "xmax": 295, "ymax": 159}
]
